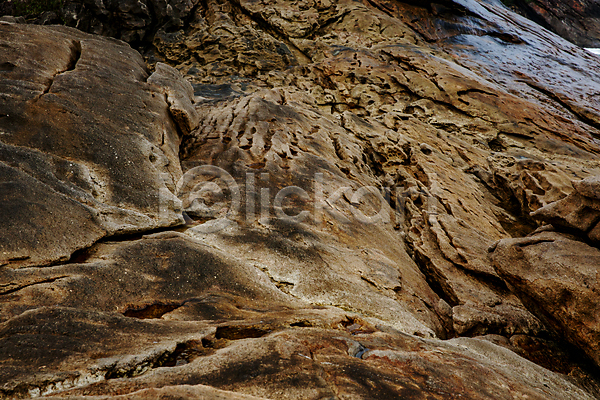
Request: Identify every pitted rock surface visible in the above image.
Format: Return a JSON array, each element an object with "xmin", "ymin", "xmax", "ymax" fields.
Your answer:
[{"xmin": 2, "ymin": 1, "xmax": 600, "ymax": 398}]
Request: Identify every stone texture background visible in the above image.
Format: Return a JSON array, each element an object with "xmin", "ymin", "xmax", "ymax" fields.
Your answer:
[{"xmin": 1, "ymin": 0, "xmax": 600, "ymax": 398}]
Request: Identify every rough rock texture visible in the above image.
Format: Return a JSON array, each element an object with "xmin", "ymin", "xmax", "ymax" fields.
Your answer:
[
  {"xmin": 2, "ymin": 0, "xmax": 600, "ymax": 398},
  {"xmin": 31, "ymin": 326, "xmax": 599, "ymax": 400},
  {"xmin": 532, "ymin": 175, "xmax": 600, "ymax": 242},
  {"xmin": 4, "ymin": 0, "xmax": 203, "ymax": 46},
  {"xmin": 503, "ymin": 0, "xmax": 600, "ymax": 48}
]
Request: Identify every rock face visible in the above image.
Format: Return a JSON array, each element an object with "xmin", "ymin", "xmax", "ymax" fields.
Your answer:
[
  {"xmin": 0, "ymin": 22, "xmax": 192, "ymax": 268},
  {"xmin": 503, "ymin": 0, "xmax": 600, "ymax": 48},
  {"xmin": 491, "ymin": 229, "xmax": 600, "ymax": 370},
  {"xmin": 532, "ymin": 175, "xmax": 600, "ymax": 242},
  {"xmin": 2, "ymin": 0, "xmax": 202, "ymax": 46},
  {"xmin": 2, "ymin": 0, "xmax": 600, "ymax": 398}
]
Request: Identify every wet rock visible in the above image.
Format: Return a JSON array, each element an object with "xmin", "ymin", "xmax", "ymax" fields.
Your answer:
[{"xmin": 502, "ymin": 0, "xmax": 600, "ymax": 48}]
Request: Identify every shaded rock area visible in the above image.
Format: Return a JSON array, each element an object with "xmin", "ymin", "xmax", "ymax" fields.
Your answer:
[
  {"xmin": 2, "ymin": 0, "xmax": 600, "ymax": 398},
  {"xmin": 0, "ymin": 23, "xmax": 190, "ymax": 268},
  {"xmin": 502, "ymin": 0, "xmax": 600, "ymax": 48},
  {"xmin": 2, "ymin": 0, "xmax": 202, "ymax": 47}
]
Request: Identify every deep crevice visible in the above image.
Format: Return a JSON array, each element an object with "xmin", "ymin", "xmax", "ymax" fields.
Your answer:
[
  {"xmin": 123, "ymin": 302, "xmax": 184, "ymax": 319},
  {"xmin": 215, "ymin": 325, "xmax": 271, "ymax": 340},
  {"xmin": 410, "ymin": 246, "xmax": 460, "ymax": 307},
  {"xmin": 36, "ymin": 39, "xmax": 81, "ymax": 100}
]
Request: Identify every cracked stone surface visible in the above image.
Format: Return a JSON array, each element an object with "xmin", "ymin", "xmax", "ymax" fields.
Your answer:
[
  {"xmin": 2, "ymin": 0, "xmax": 600, "ymax": 398},
  {"xmin": 0, "ymin": 22, "xmax": 191, "ymax": 268}
]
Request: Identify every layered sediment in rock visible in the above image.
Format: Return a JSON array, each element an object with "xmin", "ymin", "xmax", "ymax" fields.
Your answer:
[{"xmin": 1, "ymin": 0, "xmax": 600, "ymax": 398}]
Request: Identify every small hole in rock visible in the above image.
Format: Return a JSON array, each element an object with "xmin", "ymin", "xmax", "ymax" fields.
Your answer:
[
  {"xmin": 215, "ymin": 325, "xmax": 271, "ymax": 340},
  {"xmin": 124, "ymin": 303, "xmax": 181, "ymax": 319}
]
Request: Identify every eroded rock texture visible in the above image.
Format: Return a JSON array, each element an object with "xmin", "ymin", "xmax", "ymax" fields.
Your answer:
[{"xmin": 1, "ymin": 0, "xmax": 600, "ymax": 398}]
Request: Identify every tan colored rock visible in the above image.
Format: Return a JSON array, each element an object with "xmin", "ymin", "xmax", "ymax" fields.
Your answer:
[
  {"xmin": 491, "ymin": 230, "xmax": 600, "ymax": 368},
  {"xmin": 148, "ymin": 62, "xmax": 199, "ymax": 134},
  {"xmin": 3, "ymin": 0, "xmax": 600, "ymax": 398},
  {"xmin": 0, "ymin": 231, "xmax": 296, "ymax": 324},
  {"xmin": 0, "ymin": 23, "xmax": 186, "ymax": 267},
  {"xmin": 532, "ymin": 175, "xmax": 600, "ymax": 242}
]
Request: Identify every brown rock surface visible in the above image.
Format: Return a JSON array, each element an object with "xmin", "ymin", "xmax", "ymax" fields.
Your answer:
[
  {"xmin": 2, "ymin": 0, "xmax": 600, "ymax": 398},
  {"xmin": 8, "ymin": 311, "xmax": 596, "ymax": 399},
  {"xmin": 0, "ymin": 22, "xmax": 188, "ymax": 267},
  {"xmin": 502, "ymin": 0, "xmax": 600, "ymax": 48},
  {"xmin": 532, "ymin": 175, "xmax": 600, "ymax": 242},
  {"xmin": 490, "ymin": 230, "xmax": 600, "ymax": 369}
]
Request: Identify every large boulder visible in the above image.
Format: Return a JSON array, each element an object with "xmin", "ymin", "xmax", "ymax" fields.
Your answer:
[
  {"xmin": 0, "ymin": 22, "xmax": 196, "ymax": 267},
  {"xmin": 490, "ymin": 229, "xmax": 600, "ymax": 369},
  {"xmin": 532, "ymin": 175, "xmax": 600, "ymax": 242}
]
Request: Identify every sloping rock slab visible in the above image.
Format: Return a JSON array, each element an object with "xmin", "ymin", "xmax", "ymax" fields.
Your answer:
[
  {"xmin": 40, "ymin": 327, "xmax": 595, "ymax": 400},
  {"xmin": 0, "ymin": 231, "xmax": 296, "ymax": 323},
  {"xmin": 46, "ymin": 384, "xmax": 269, "ymax": 399},
  {"xmin": 0, "ymin": 307, "xmax": 214, "ymax": 398},
  {"xmin": 0, "ymin": 22, "xmax": 191, "ymax": 267}
]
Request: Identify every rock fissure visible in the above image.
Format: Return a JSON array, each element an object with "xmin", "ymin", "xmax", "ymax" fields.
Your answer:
[
  {"xmin": 36, "ymin": 39, "xmax": 81, "ymax": 100},
  {"xmin": 0, "ymin": 275, "xmax": 69, "ymax": 296}
]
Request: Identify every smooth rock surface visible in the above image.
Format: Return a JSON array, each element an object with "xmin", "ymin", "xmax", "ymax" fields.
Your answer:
[
  {"xmin": 0, "ymin": 22, "xmax": 188, "ymax": 267},
  {"xmin": 491, "ymin": 230, "xmax": 600, "ymax": 369}
]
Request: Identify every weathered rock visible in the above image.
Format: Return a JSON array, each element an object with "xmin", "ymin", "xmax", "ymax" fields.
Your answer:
[
  {"xmin": 58, "ymin": 0, "xmax": 202, "ymax": 45},
  {"xmin": 0, "ymin": 307, "xmax": 214, "ymax": 398},
  {"xmin": 46, "ymin": 385, "xmax": 269, "ymax": 399},
  {"xmin": 491, "ymin": 230, "xmax": 600, "ymax": 369},
  {"xmin": 502, "ymin": 0, "xmax": 600, "ymax": 48},
  {"xmin": 0, "ymin": 22, "xmax": 188, "ymax": 267},
  {"xmin": 0, "ymin": 231, "xmax": 298, "ymax": 323},
  {"xmin": 148, "ymin": 62, "xmax": 200, "ymax": 134},
  {"xmin": 3, "ymin": 0, "xmax": 600, "ymax": 398},
  {"xmin": 532, "ymin": 175, "xmax": 600, "ymax": 242},
  {"xmin": 31, "ymin": 326, "xmax": 597, "ymax": 400}
]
